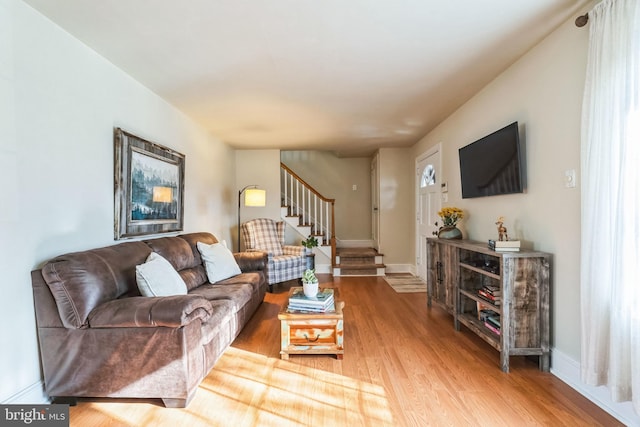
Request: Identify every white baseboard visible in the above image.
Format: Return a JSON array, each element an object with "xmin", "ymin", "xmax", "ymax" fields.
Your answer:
[
  {"xmin": 551, "ymin": 348, "xmax": 639, "ymax": 426},
  {"xmin": 384, "ymin": 264, "xmax": 416, "ymax": 274},
  {"xmin": 2, "ymin": 380, "xmax": 49, "ymax": 405}
]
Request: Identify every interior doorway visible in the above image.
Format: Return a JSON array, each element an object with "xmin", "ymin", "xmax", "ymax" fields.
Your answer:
[
  {"xmin": 416, "ymin": 145, "xmax": 442, "ymax": 281},
  {"xmin": 371, "ymin": 153, "xmax": 380, "ymax": 251}
]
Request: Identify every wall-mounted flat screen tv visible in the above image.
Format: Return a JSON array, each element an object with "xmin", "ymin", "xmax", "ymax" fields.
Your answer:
[{"xmin": 458, "ymin": 121, "xmax": 524, "ymax": 199}]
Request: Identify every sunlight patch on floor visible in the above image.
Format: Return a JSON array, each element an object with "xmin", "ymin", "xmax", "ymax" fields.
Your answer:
[{"xmin": 69, "ymin": 347, "xmax": 395, "ymax": 427}]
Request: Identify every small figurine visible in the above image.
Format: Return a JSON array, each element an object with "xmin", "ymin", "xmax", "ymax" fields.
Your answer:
[{"xmin": 496, "ymin": 216, "xmax": 509, "ymax": 241}]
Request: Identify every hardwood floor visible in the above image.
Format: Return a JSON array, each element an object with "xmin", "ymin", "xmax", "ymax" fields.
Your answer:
[{"xmin": 68, "ymin": 275, "xmax": 622, "ymax": 426}]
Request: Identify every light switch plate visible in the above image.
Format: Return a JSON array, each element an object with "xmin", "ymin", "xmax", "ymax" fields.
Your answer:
[{"xmin": 565, "ymin": 169, "xmax": 576, "ymax": 188}]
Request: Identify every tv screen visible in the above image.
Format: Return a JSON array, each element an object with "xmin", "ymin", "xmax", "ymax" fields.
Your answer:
[{"xmin": 458, "ymin": 122, "xmax": 524, "ymax": 198}]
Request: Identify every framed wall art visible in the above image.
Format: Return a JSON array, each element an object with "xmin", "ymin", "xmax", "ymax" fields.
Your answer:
[{"xmin": 114, "ymin": 128, "xmax": 185, "ymax": 239}]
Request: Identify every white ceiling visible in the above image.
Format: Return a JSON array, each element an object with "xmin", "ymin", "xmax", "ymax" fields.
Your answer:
[{"xmin": 24, "ymin": 0, "xmax": 589, "ymax": 156}]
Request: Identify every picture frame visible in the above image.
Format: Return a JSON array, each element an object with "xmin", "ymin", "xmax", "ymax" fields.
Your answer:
[{"xmin": 114, "ymin": 128, "xmax": 185, "ymax": 240}]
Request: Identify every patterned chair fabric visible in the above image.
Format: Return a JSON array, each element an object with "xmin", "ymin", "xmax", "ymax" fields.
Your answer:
[{"xmin": 241, "ymin": 218, "xmax": 306, "ymax": 286}]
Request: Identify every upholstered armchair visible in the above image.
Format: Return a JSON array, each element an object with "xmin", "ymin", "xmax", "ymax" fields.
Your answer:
[{"xmin": 241, "ymin": 218, "xmax": 306, "ymax": 291}]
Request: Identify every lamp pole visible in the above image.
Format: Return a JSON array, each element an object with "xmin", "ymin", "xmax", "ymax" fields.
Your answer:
[{"xmin": 237, "ymin": 185, "xmax": 258, "ymax": 251}]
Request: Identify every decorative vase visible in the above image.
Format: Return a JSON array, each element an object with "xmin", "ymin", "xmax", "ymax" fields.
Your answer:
[
  {"xmin": 302, "ymin": 281, "xmax": 319, "ymax": 298},
  {"xmin": 438, "ymin": 225, "xmax": 462, "ymax": 240}
]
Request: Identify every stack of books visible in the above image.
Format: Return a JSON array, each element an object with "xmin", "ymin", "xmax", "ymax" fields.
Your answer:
[
  {"xmin": 477, "ymin": 303, "xmax": 501, "ymax": 336},
  {"xmin": 483, "ymin": 314, "xmax": 501, "ymax": 336},
  {"xmin": 478, "ymin": 284, "xmax": 501, "ymax": 305},
  {"xmin": 288, "ymin": 288, "xmax": 335, "ymax": 312},
  {"xmin": 488, "ymin": 239, "xmax": 521, "ymax": 252}
]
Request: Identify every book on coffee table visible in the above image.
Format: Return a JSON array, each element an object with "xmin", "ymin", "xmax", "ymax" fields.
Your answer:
[{"xmin": 288, "ymin": 288, "xmax": 335, "ymax": 312}]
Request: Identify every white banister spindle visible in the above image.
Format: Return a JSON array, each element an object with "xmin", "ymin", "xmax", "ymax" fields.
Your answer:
[
  {"xmin": 316, "ymin": 201, "xmax": 324, "ymax": 233},
  {"xmin": 295, "ymin": 181, "xmax": 300, "ymax": 215},
  {"xmin": 290, "ymin": 173, "xmax": 294, "ymax": 209},
  {"xmin": 314, "ymin": 195, "xmax": 318, "ymax": 233},
  {"xmin": 326, "ymin": 203, "xmax": 330, "ymax": 238},
  {"xmin": 305, "ymin": 188, "xmax": 311, "ymax": 224},
  {"xmin": 303, "ymin": 186, "xmax": 307, "ymax": 222},
  {"xmin": 284, "ymin": 170, "xmax": 288, "ymax": 208}
]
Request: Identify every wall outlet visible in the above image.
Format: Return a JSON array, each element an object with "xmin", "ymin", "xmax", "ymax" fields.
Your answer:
[{"xmin": 352, "ymin": 184, "xmax": 357, "ymax": 191}]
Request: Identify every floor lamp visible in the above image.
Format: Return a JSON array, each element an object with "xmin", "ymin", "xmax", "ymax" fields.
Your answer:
[{"xmin": 237, "ymin": 185, "xmax": 266, "ymax": 251}]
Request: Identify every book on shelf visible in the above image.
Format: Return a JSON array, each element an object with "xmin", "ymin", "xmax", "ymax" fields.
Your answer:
[
  {"xmin": 494, "ymin": 247, "xmax": 520, "ymax": 252},
  {"xmin": 484, "ymin": 321, "xmax": 501, "ymax": 336},
  {"xmin": 488, "ymin": 239, "xmax": 521, "ymax": 248},
  {"xmin": 478, "ymin": 289, "xmax": 501, "ymax": 305},
  {"xmin": 477, "ymin": 300, "xmax": 497, "ymax": 317},
  {"xmin": 486, "ymin": 316, "xmax": 501, "ymax": 329},
  {"xmin": 488, "ymin": 239, "xmax": 521, "ymax": 252},
  {"xmin": 483, "ymin": 285, "xmax": 501, "ymax": 296},
  {"xmin": 478, "ymin": 309, "xmax": 500, "ymax": 322}
]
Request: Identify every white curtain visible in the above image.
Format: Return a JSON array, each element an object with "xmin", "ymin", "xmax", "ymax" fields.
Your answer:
[{"xmin": 581, "ymin": 0, "xmax": 640, "ymax": 415}]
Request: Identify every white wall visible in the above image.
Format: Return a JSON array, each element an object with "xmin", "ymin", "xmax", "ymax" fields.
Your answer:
[
  {"xmin": 234, "ymin": 149, "xmax": 282, "ymax": 250},
  {"xmin": 1, "ymin": 0, "xmax": 236, "ymax": 403}
]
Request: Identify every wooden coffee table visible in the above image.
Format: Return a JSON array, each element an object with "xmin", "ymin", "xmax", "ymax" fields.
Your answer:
[{"xmin": 278, "ymin": 287, "xmax": 345, "ymax": 360}]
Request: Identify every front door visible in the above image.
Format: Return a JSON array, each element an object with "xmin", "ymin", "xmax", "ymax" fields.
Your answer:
[{"xmin": 416, "ymin": 147, "xmax": 441, "ymax": 281}]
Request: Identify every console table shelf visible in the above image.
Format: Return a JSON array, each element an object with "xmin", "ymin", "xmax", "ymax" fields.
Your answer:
[{"xmin": 427, "ymin": 238, "xmax": 551, "ymax": 373}]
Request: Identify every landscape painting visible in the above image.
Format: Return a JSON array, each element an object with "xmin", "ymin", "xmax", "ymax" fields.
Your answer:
[
  {"xmin": 130, "ymin": 150, "xmax": 179, "ymax": 221},
  {"xmin": 114, "ymin": 128, "xmax": 185, "ymax": 239}
]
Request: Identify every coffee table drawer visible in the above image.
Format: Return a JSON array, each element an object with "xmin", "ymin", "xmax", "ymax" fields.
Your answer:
[{"xmin": 288, "ymin": 322, "xmax": 340, "ymax": 346}]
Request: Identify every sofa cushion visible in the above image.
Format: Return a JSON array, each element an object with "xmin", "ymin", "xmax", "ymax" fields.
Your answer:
[
  {"xmin": 189, "ymin": 283, "xmax": 253, "ymax": 313},
  {"xmin": 41, "ymin": 241, "xmax": 151, "ymax": 329},
  {"xmin": 178, "ymin": 232, "xmax": 218, "ymax": 265},
  {"xmin": 173, "ymin": 232, "xmax": 219, "ymax": 291},
  {"xmin": 88, "ymin": 295, "xmax": 213, "ymax": 328},
  {"xmin": 215, "ymin": 272, "xmax": 264, "ymax": 294},
  {"xmin": 197, "ymin": 241, "xmax": 242, "ymax": 283},
  {"xmin": 136, "ymin": 252, "xmax": 188, "ymax": 297},
  {"xmin": 144, "ymin": 236, "xmax": 195, "ymax": 271}
]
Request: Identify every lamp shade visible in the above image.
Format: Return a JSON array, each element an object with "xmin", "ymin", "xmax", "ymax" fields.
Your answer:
[
  {"xmin": 152, "ymin": 186, "xmax": 173, "ymax": 203},
  {"xmin": 244, "ymin": 188, "xmax": 266, "ymax": 207}
]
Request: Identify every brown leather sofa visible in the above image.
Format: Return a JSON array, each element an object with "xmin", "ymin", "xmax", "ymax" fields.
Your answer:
[{"xmin": 31, "ymin": 232, "xmax": 268, "ymax": 408}]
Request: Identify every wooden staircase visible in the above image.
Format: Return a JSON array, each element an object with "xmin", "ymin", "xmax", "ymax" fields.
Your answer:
[
  {"xmin": 280, "ymin": 205, "xmax": 333, "ymax": 257},
  {"xmin": 281, "ymin": 162, "xmax": 385, "ymax": 276},
  {"xmin": 335, "ymin": 247, "xmax": 385, "ymax": 276},
  {"xmin": 280, "ymin": 163, "xmax": 335, "ymax": 264}
]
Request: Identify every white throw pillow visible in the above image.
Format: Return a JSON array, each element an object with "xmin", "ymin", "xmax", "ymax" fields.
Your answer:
[
  {"xmin": 136, "ymin": 252, "xmax": 188, "ymax": 297},
  {"xmin": 197, "ymin": 241, "xmax": 242, "ymax": 283}
]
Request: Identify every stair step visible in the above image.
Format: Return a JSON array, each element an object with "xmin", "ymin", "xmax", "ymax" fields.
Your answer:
[
  {"xmin": 335, "ymin": 263, "xmax": 386, "ymax": 270},
  {"xmin": 337, "ymin": 247, "xmax": 382, "ymax": 257},
  {"xmin": 334, "ymin": 247, "xmax": 385, "ymax": 276}
]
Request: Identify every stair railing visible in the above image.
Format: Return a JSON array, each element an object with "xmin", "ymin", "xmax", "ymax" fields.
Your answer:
[{"xmin": 280, "ymin": 163, "xmax": 336, "ymax": 266}]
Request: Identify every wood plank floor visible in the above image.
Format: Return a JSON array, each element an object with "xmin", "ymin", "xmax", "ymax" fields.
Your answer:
[{"xmin": 68, "ymin": 275, "xmax": 622, "ymax": 426}]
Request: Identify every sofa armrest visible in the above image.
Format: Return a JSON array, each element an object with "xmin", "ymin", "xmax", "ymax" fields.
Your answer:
[
  {"xmin": 234, "ymin": 251, "xmax": 268, "ymax": 272},
  {"xmin": 283, "ymin": 245, "xmax": 305, "ymax": 257},
  {"xmin": 88, "ymin": 295, "xmax": 213, "ymax": 328}
]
